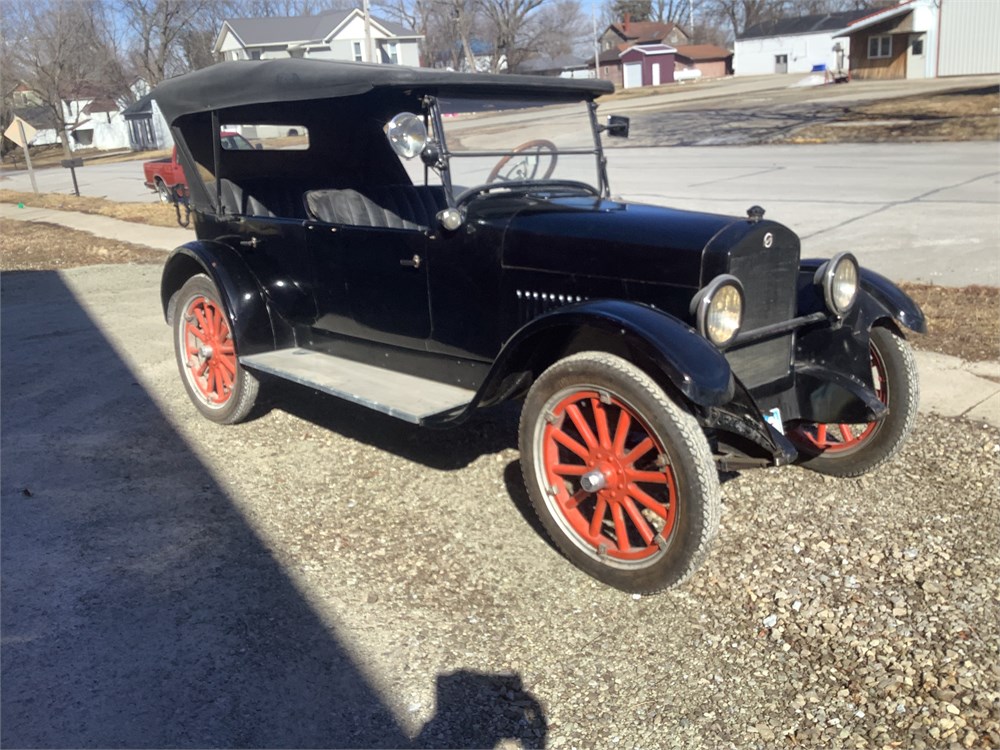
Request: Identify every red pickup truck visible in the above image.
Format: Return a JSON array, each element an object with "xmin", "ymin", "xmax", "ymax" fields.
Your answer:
[{"xmin": 144, "ymin": 132, "xmax": 255, "ymax": 202}]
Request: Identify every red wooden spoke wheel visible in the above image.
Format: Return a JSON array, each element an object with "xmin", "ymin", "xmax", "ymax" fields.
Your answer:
[
  {"xmin": 172, "ymin": 274, "xmax": 259, "ymax": 425},
  {"xmin": 520, "ymin": 352, "xmax": 720, "ymax": 592},
  {"xmin": 181, "ymin": 295, "xmax": 238, "ymax": 406},
  {"xmin": 540, "ymin": 389, "xmax": 677, "ymax": 564},
  {"xmin": 791, "ymin": 341, "xmax": 888, "ymax": 453},
  {"xmin": 788, "ymin": 327, "xmax": 918, "ymax": 478}
]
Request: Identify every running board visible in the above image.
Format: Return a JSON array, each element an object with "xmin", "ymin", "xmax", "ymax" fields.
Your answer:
[{"xmin": 241, "ymin": 348, "xmax": 475, "ymax": 424}]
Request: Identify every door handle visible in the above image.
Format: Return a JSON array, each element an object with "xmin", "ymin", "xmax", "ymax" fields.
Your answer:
[
  {"xmin": 239, "ymin": 237, "xmax": 260, "ymax": 249},
  {"xmin": 400, "ymin": 254, "xmax": 422, "ymax": 269}
]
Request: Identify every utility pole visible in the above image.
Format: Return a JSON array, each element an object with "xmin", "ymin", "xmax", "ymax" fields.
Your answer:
[
  {"xmin": 363, "ymin": 0, "xmax": 375, "ymax": 63},
  {"xmin": 592, "ymin": 0, "xmax": 600, "ymax": 79}
]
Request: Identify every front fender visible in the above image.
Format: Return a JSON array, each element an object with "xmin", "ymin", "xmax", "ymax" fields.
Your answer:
[
  {"xmin": 160, "ymin": 241, "xmax": 275, "ymax": 355},
  {"xmin": 475, "ymin": 299, "xmax": 734, "ymax": 410},
  {"xmin": 801, "ymin": 259, "xmax": 926, "ymax": 334}
]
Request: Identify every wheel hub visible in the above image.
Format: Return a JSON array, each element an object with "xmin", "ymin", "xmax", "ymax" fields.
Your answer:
[{"xmin": 579, "ymin": 469, "xmax": 607, "ymax": 493}]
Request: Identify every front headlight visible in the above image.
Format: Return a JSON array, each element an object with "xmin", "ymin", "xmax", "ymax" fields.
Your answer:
[
  {"xmin": 815, "ymin": 252, "xmax": 859, "ymax": 316},
  {"xmin": 691, "ymin": 274, "xmax": 744, "ymax": 347}
]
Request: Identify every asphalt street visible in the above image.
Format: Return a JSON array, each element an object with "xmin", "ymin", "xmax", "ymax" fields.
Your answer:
[{"xmin": 3, "ymin": 139, "xmax": 997, "ymax": 287}]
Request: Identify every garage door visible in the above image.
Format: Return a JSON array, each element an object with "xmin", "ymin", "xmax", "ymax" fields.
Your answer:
[{"xmin": 623, "ymin": 62, "xmax": 642, "ymax": 89}]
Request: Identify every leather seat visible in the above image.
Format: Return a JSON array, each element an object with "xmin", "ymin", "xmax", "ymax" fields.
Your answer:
[{"xmin": 304, "ymin": 185, "xmax": 446, "ymax": 230}]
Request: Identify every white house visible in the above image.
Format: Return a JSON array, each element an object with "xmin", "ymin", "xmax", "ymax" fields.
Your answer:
[
  {"xmin": 214, "ymin": 8, "xmax": 422, "ymax": 66},
  {"xmin": 9, "ymin": 83, "xmax": 140, "ymax": 152},
  {"xmin": 733, "ymin": 10, "xmax": 872, "ymax": 76}
]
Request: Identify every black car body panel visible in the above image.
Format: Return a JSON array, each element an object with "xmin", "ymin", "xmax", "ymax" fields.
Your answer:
[{"xmin": 154, "ymin": 58, "xmax": 922, "ymax": 469}]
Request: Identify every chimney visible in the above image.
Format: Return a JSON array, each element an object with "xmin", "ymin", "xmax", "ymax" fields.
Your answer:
[{"xmin": 624, "ymin": 12, "xmax": 630, "ymax": 33}]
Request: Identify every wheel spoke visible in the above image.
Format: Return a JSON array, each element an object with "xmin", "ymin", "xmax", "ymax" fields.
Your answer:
[
  {"xmin": 195, "ymin": 359, "xmax": 209, "ymax": 377},
  {"xmin": 552, "ymin": 463, "xmax": 589, "ymax": 476},
  {"xmin": 588, "ymin": 496, "xmax": 608, "ymax": 538},
  {"xmin": 566, "ymin": 403, "xmax": 598, "ymax": 450},
  {"xmin": 815, "ymin": 423, "xmax": 828, "ymax": 446},
  {"xmin": 623, "ymin": 436, "xmax": 655, "ymax": 466},
  {"xmin": 564, "ymin": 488, "xmax": 589, "ymax": 510},
  {"xmin": 216, "ymin": 354, "xmax": 237, "ymax": 377},
  {"xmin": 592, "ymin": 398, "xmax": 612, "ymax": 448},
  {"xmin": 550, "ymin": 427, "xmax": 590, "ymax": 461},
  {"xmin": 611, "ymin": 504, "xmax": 630, "ymax": 552},
  {"xmin": 622, "ymin": 497, "xmax": 655, "ymax": 545},
  {"xmin": 612, "ymin": 409, "xmax": 631, "ymax": 455},
  {"xmin": 839, "ymin": 424, "xmax": 858, "ymax": 445},
  {"xmin": 185, "ymin": 322, "xmax": 208, "ymax": 345},
  {"xmin": 193, "ymin": 306, "xmax": 209, "ymax": 335},
  {"xmin": 625, "ymin": 469, "xmax": 669, "ymax": 484},
  {"xmin": 629, "ymin": 483, "xmax": 669, "ymax": 520}
]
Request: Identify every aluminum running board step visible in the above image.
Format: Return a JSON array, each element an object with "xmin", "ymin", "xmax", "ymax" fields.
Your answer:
[{"xmin": 240, "ymin": 348, "xmax": 476, "ymax": 424}]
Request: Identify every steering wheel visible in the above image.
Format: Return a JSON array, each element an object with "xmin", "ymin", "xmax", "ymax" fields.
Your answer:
[{"xmin": 487, "ymin": 139, "xmax": 558, "ymax": 183}]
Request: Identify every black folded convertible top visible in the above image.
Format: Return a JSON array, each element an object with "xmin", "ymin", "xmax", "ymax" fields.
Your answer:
[{"xmin": 151, "ymin": 59, "xmax": 615, "ymax": 125}]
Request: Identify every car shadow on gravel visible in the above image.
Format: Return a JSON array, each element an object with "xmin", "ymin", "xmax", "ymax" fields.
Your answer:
[
  {"xmin": 0, "ymin": 270, "xmax": 544, "ymax": 749},
  {"xmin": 261, "ymin": 378, "xmax": 520, "ymax": 470}
]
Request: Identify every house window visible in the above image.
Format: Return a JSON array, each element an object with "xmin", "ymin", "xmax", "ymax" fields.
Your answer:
[
  {"xmin": 868, "ymin": 35, "xmax": 892, "ymax": 59},
  {"xmin": 380, "ymin": 41, "xmax": 398, "ymax": 65},
  {"xmin": 353, "ymin": 41, "xmax": 363, "ymax": 62},
  {"xmin": 911, "ymin": 38, "xmax": 924, "ymax": 55}
]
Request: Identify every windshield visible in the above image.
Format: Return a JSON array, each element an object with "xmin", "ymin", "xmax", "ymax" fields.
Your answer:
[{"xmin": 431, "ymin": 97, "xmax": 602, "ymax": 196}]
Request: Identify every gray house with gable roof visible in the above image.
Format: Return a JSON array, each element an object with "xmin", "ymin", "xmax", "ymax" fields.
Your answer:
[{"xmin": 214, "ymin": 8, "xmax": 422, "ymax": 66}]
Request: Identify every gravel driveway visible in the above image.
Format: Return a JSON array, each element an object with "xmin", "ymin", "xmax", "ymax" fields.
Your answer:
[{"xmin": 2, "ymin": 263, "xmax": 998, "ymax": 749}]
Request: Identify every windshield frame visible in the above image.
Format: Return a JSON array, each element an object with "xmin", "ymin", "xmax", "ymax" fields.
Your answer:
[{"xmin": 424, "ymin": 95, "xmax": 611, "ymax": 208}]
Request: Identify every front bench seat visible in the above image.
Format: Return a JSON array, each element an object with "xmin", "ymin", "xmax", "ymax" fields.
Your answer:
[{"xmin": 304, "ymin": 185, "xmax": 447, "ymax": 230}]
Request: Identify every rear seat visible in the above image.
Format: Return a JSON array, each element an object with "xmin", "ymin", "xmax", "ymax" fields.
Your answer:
[
  {"xmin": 218, "ymin": 179, "xmax": 306, "ymax": 219},
  {"xmin": 304, "ymin": 185, "xmax": 447, "ymax": 230}
]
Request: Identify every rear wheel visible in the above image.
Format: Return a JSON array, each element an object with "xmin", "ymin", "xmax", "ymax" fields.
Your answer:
[
  {"xmin": 173, "ymin": 274, "xmax": 259, "ymax": 424},
  {"xmin": 519, "ymin": 352, "xmax": 720, "ymax": 593},
  {"xmin": 790, "ymin": 326, "xmax": 918, "ymax": 477},
  {"xmin": 155, "ymin": 178, "xmax": 173, "ymax": 203}
]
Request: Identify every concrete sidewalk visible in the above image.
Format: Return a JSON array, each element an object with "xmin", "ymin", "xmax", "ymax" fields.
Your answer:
[
  {"xmin": 2, "ymin": 202, "xmax": 998, "ymax": 429},
  {"xmin": 0, "ymin": 202, "xmax": 192, "ymax": 252}
]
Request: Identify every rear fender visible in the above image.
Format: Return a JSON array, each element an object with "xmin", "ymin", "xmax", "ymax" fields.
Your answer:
[
  {"xmin": 161, "ymin": 241, "xmax": 277, "ymax": 356},
  {"xmin": 475, "ymin": 299, "xmax": 735, "ymax": 410}
]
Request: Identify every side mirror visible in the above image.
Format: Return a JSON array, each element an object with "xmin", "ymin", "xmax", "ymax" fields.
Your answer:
[{"xmin": 605, "ymin": 115, "xmax": 630, "ymax": 138}]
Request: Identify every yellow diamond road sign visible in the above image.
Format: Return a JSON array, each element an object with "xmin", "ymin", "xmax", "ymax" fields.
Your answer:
[{"xmin": 4, "ymin": 116, "xmax": 38, "ymax": 149}]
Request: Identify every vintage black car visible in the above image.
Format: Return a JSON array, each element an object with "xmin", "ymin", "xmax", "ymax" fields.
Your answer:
[{"xmin": 152, "ymin": 59, "xmax": 923, "ymax": 593}]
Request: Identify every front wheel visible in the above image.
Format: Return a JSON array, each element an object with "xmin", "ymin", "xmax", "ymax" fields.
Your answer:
[
  {"xmin": 789, "ymin": 326, "xmax": 918, "ymax": 477},
  {"xmin": 173, "ymin": 274, "xmax": 259, "ymax": 424},
  {"xmin": 519, "ymin": 352, "xmax": 720, "ymax": 594}
]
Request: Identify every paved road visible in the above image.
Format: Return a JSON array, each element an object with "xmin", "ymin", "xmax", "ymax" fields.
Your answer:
[{"xmin": 6, "ymin": 139, "xmax": 995, "ymax": 287}]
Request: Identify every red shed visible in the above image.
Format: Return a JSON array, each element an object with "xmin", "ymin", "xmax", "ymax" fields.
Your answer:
[{"xmin": 619, "ymin": 44, "xmax": 676, "ymax": 88}]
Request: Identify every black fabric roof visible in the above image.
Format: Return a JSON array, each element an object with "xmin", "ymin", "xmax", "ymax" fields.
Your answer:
[
  {"xmin": 738, "ymin": 9, "xmax": 873, "ymax": 40},
  {"xmin": 151, "ymin": 59, "xmax": 614, "ymax": 125}
]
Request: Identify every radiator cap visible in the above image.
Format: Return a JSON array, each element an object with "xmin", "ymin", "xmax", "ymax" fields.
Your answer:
[{"xmin": 747, "ymin": 205, "xmax": 766, "ymax": 223}]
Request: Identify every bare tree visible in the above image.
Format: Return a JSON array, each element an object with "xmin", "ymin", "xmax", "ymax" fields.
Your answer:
[
  {"xmin": 5, "ymin": 0, "xmax": 124, "ymax": 156},
  {"xmin": 376, "ymin": 0, "xmax": 478, "ymax": 70},
  {"xmin": 118, "ymin": 0, "xmax": 220, "ymax": 85},
  {"xmin": 477, "ymin": 0, "xmax": 545, "ymax": 72},
  {"xmin": 611, "ymin": 0, "xmax": 652, "ymax": 22},
  {"xmin": 652, "ymin": 0, "xmax": 689, "ymax": 24}
]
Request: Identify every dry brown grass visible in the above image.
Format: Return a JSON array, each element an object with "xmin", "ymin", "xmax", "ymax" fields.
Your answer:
[
  {"xmin": 0, "ymin": 145, "xmax": 168, "ymax": 171},
  {"xmin": 0, "ymin": 189, "xmax": 183, "ymax": 228},
  {"xmin": 900, "ymin": 283, "xmax": 1000, "ymax": 363},
  {"xmin": 783, "ymin": 85, "xmax": 1000, "ymax": 143},
  {"xmin": 0, "ymin": 220, "xmax": 164, "ymax": 270}
]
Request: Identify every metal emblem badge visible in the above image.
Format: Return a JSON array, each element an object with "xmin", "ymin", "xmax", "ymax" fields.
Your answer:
[{"xmin": 763, "ymin": 232, "xmax": 774, "ymax": 248}]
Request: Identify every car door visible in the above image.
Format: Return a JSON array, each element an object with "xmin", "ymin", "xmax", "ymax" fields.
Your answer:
[{"xmin": 307, "ymin": 220, "xmax": 432, "ymax": 350}]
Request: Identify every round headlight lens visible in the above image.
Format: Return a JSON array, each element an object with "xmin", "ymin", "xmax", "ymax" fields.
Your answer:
[
  {"xmin": 817, "ymin": 252, "xmax": 859, "ymax": 315},
  {"xmin": 692, "ymin": 275, "xmax": 744, "ymax": 347},
  {"xmin": 386, "ymin": 112, "xmax": 427, "ymax": 159}
]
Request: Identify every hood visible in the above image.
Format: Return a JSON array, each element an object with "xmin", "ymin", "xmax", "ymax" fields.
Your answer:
[{"xmin": 493, "ymin": 196, "xmax": 742, "ymax": 287}]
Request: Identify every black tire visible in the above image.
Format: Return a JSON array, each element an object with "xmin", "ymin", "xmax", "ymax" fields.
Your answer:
[
  {"xmin": 155, "ymin": 178, "xmax": 173, "ymax": 204},
  {"xmin": 173, "ymin": 274, "xmax": 259, "ymax": 425},
  {"xmin": 791, "ymin": 326, "xmax": 918, "ymax": 477},
  {"xmin": 519, "ymin": 352, "xmax": 720, "ymax": 594}
]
